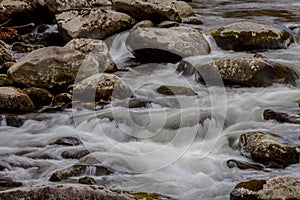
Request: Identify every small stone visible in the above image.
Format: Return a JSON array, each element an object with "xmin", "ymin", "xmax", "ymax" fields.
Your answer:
[
  {"xmin": 156, "ymin": 85, "xmax": 196, "ymax": 96},
  {"xmin": 61, "ymin": 149, "xmax": 90, "ymax": 159},
  {"xmin": 49, "ymin": 137, "xmax": 82, "ymax": 146},
  {"xmin": 78, "ymin": 176, "xmax": 96, "ymax": 185}
]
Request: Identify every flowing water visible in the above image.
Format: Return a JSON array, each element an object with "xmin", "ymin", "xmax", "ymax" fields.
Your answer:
[{"xmin": 1, "ymin": 1, "xmax": 300, "ymax": 199}]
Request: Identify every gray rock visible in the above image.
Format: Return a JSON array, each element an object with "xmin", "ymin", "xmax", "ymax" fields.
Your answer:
[
  {"xmin": 73, "ymin": 73, "xmax": 132, "ymax": 102},
  {"xmin": 195, "ymin": 57, "xmax": 297, "ymax": 87},
  {"xmin": 0, "ymin": 87, "xmax": 35, "ymax": 113},
  {"xmin": 210, "ymin": 21, "xmax": 293, "ymax": 51},
  {"xmin": 65, "ymin": 38, "xmax": 117, "ymax": 73},
  {"xmin": 0, "ymin": 40, "xmax": 14, "ymax": 65},
  {"xmin": 126, "ymin": 27, "xmax": 211, "ymax": 63},
  {"xmin": 56, "ymin": 9, "xmax": 135, "ymax": 41},
  {"xmin": 112, "ymin": 0, "xmax": 194, "ymax": 23},
  {"xmin": 0, "ymin": 184, "xmax": 175, "ymax": 200},
  {"xmin": 61, "ymin": 149, "xmax": 90, "ymax": 159},
  {"xmin": 230, "ymin": 176, "xmax": 300, "ymax": 200},
  {"xmin": 239, "ymin": 131, "xmax": 299, "ymax": 168}
]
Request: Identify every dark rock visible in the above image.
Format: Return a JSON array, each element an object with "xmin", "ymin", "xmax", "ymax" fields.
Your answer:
[
  {"xmin": 5, "ymin": 115, "xmax": 26, "ymax": 127},
  {"xmin": 263, "ymin": 109, "xmax": 300, "ymax": 124},
  {"xmin": 73, "ymin": 73, "xmax": 132, "ymax": 102},
  {"xmin": 53, "ymin": 93, "xmax": 72, "ymax": 107},
  {"xmin": 49, "ymin": 164, "xmax": 112, "ymax": 182},
  {"xmin": 156, "ymin": 21, "xmax": 180, "ymax": 28},
  {"xmin": 239, "ymin": 131, "xmax": 299, "ymax": 168},
  {"xmin": 24, "ymin": 87, "xmax": 53, "ymax": 107},
  {"xmin": 210, "ymin": 21, "xmax": 293, "ymax": 51},
  {"xmin": 230, "ymin": 176, "xmax": 300, "ymax": 200},
  {"xmin": 20, "ymin": 32, "xmax": 65, "ymax": 47},
  {"xmin": 56, "ymin": 9, "xmax": 135, "ymax": 42},
  {"xmin": 0, "ymin": 40, "xmax": 14, "ymax": 65},
  {"xmin": 0, "ymin": 184, "xmax": 175, "ymax": 199},
  {"xmin": 226, "ymin": 159, "xmax": 269, "ymax": 172},
  {"xmin": 38, "ymin": 104, "xmax": 66, "ymax": 113},
  {"xmin": 0, "ymin": 74, "xmax": 9, "ymax": 86},
  {"xmin": 195, "ymin": 57, "xmax": 298, "ymax": 87},
  {"xmin": 61, "ymin": 149, "xmax": 90, "ymax": 159},
  {"xmin": 132, "ymin": 20, "xmax": 154, "ymax": 29},
  {"xmin": 0, "ymin": 177, "xmax": 22, "ymax": 191},
  {"xmin": 156, "ymin": 85, "xmax": 196, "ymax": 96},
  {"xmin": 12, "ymin": 42, "xmax": 44, "ymax": 53},
  {"xmin": 112, "ymin": 0, "xmax": 194, "ymax": 23},
  {"xmin": 78, "ymin": 176, "xmax": 96, "ymax": 185},
  {"xmin": 49, "ymin": 137, "xmax": 82, "ymax": 146},
  {"xmin": 0, "ymin": 87, "xmax": 35, "ymax": 113},
  {"xmin": 111, "ymin": 98, "xmax": 150, "ymax": 108},
  {"xmin": 0, "ymin": 62, "xmax": 15, "ymax": 74},
  {"xmin": 126, "ymin": 27, "xmax": 211, "ymax": 63}
]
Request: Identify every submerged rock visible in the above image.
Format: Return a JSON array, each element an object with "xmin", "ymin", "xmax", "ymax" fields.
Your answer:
[
  {"xmin": 210, "ymin": 21, "xmax": 293, "ymax": 51},
  {"xmin": 0, "ymin": 40, "xmax": 14, "ymax": 65},
  {"xmin": 0, "ymin": 184, "xmax": 175, "ymax": 200},
  {"xmin": 49, "ymin": 137, "xmax": 82, "ymax": 146},
  {"xmin": 156, "ymin": 85, "xmax": 196, "ymax": 96},
  {"xmin": 126, "ymin": 27, "xmax": 210, "ymax": 63},
  {"xmin": 132, "ymin": 20, "xmax": 155, "ymax": 29},
  {"xmin": 263, "ymin": 109, "xmax": 300, "ymax": 124},
  {"xmin": 112, "ymin": 0, "xmax": 194, "ymax": 23},
  {"xmin": 65, "ymin": 38, "xmax": 117, "ymax": 73},
  {"xmin": 24, "ymin": 87, "xmax": 53, "ymax": 107},
  {"xmin": 73, "ymin": 73, "xmax": 132, "ymax": 102},
  {"xmin": 0, "ymin": 87, "xmax": 34, "ymax": 113},
  {"xmin": 239, "ymin": 131, "xmax": 299, "ymax": 168},
  {"xmin": 230, "ymin": 176, "xmax": 300, "ymax": 200},
  {"xmin": 195, "ymin": 57, "xmax": 297, "ymax": 87},
  {"xmin": 56, "ymin": 9, "xmax": 135, "ymax": 41}
]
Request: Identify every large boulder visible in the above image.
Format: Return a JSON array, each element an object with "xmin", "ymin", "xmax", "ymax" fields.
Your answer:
[
  {"xmin": 56, "ymin": 9, "xmax": 135, "ymax": 42},
  {"xmin": 0, "ymin": 40, "xmax": 14, "ymax": 65},
  {"xmin": 0, "ymin": 184, "xmax": 174, "ymax": 200},
  {"xmin": 230, "ymin": 176, "xmax": 300, "ymax": 200},
  {"xmin": 0, "ymin": 87, "xmax": 35, "ymax": 113},
  {"xmin": 126, "ymin": 27, "xmax": 211, "ymax": 63},
  {"xmin": 73, "ymin": 73, "xmax": 132, "ymax": 102},
  {"xmin": 239, "ymin": 131, "xmax": 299, "ymax": 168},
  {"xmin": 112, "ymin": 0, "xmax": 194, "ymax": 23},
  {"xmin": 65, "ymin": 38, "xmax": 117, "ymax": 73},
  {"xmin": 210, "ymin": 21, "xmax": 293, "ymax": 51},
  {"xmin": 7, "ymin": 46, "xmax": 96, "ymax": 92},
  {"xmin": 195, "ymin": 57, "xmax": 298, "ymax": 87}
]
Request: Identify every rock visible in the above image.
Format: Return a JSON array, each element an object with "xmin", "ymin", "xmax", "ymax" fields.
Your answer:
[
  {"xmin": 4, "ymin": 115, "xmax": 26, "ymax": 127},
  {"xmin": 0, "ymin": 62, "xmax": 15, "ymax": 74},
  {"xmin": 126, "ymin": 27, "xmax": 211, "ymax": 63},
  {"xmin": 0, "ymin": 177, "xmax": 22, "ymax": 191},
  {"xmin": 156, "ymin": 21, "xmax": 180, "ymax": 28},
  {"xmin": 112, "ymin": 0, "xmax": 194, "ymax": 23},
  {"xmin": 86, "ymin": 0, "xmax": 112, "ymax": 8},
  {"xmin": 195, "ymin": 57, "xmax": 298, "ymax": 87},
  {"xmin": 24, "ymin": 87, "xmax": 53, "ymax": 107},
  {"xmin": 239, "ymin": 131, "xmax": 299, "ymax": 168},
  {"xmin": 0, "ymin": 87, "xmax": 35, "ymax": 113},
  {"xmin": 111, "ymin": 98, "xmax": 150, "ymax": 108},
  {"xmin": 263, "ymin": 109, "xmax": 300, "ymax": 124},
  {"xmin": 0, "ymin": 184, "xmax": 175, "ymax": 199},
  {"xmin": 73, "ymin": 73, "xmax": 132, "ymax": 102},
  {"xmin": 78, "ymin": 176, "xmax": 96, "ymax": 185},
  {"xmin": 49, "ymin": 164, "xmax": 112, "ymax": 182},
  {"xmin": 53, "ymin": 93, "xmax": 72, "ymax": 106},
  {"xmin": 49, "ymin": 137, "xmax": 82, "ymax": 146},
  {"xmin": 12, "ymin": 42, "xmax": 44, "ymax": 53},
  {"xmin": 20, "ymin": 32, "xmax": 65, "ymax": 47},
  {"xmin": 7, "ymin": 46, "xmax": 92, "ymax": 92},
  {"xmin": 156, "ymin": 85, "xmax": 196, "ymax": 96},
  {"xmin": 0, "ymin": 74, "xmax": 9, "ymax": 86},
  {"xmin": 132, "ymin": 20, "xmax": 154, "ymax": 29},
  {"xmin": 182, "ymin": 16, "xmax": 203, "ymax": 25},
  {"xmin": 65, "ymin": 38, "xmax": 117, "ymax": 73},
  {"xmin": 230, "ymin": 176, "xmax": 300, "ymax": 200},
  {"xmin": 61, "ymin": 149, "xmax": 90, "ymax": 159},
  {"xmin": 0, "ymin": 40, "xmax": 14, "ymax": 65},
  {"xmin": 226, "ymin": 159, "xmax": 269, "ymax": 172},
  {"xmin": 56, "ymin": 9, "xmax": 135, "ymax": 42},
  {"xmin": 35, "ymin": 0, "xmax": 90, "ymax": 14},
  {"xmin": 210, "ymin": 21, "xmax": 293, "ymax": 51}
]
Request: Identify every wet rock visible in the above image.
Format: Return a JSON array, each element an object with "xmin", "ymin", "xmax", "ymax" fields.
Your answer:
[
  {"xmin": 126, "ymin": 27, "xmax": 211, "ymax": 63},
  {"xmin": 0, "ymin": 87, "xmax": 34, "ymax": 113},
  {"xmin": 0, "ymin": 62, "xmax": 15, "ymax": 74},
  {"xmin": 24, "ymin": 87, "xmax": 53, "ymax": 107},
  {"xmin": 112, "ymin": 0, "xmax": 194, "ymax": 23},
  {"xmin": 210, "ymin": 21, "xmax": 293, "ymax": 51},
  {"xmin": 7, "ymin": 46, "xmax": 92, "ymax": 92},
  {"xmin": 195, "ymin": 57, "xmax": 298, "ymax": 87},
  {"xmin": 38, "ymin": 104, "xmax": 66, "ymax": 113},
  {"xmin": 56, "ymin": 9, "xmax": 135, "ymax": 42},
  {"xmin": 239, "ymin": 131, "xmax": 299, "ymax": 168},
  {"xmin": 182, "ymin": 16, "xmax": 203, "ymax": 25},
  {"xmin": 111, "ymin": 98, "xmax": 150, "ymax": 108},
  {"xmin": 49, "ymin": 164, "xmax": 112, "ymax": 182},
  {"xmin": 61, "ymin": 149, "xmax": 90, "ymax": 159},
  {"xmin": 73, "ymin": 73, "xmax": 132, "ymax": 102},
  {"xmin": 157, "ymin": 21, "xmax": 180, "ymax": 28},
  {"xmin": 20, "ymin": 32, "xmax": 65, "ymax": 47},
  {"xmin": 0, "ymin": 74, "xmax": 9, "ymax": 86},
  {"xmin": 226, "ymin": 159, "xmax": 269, "ymax": 172},
  {"xmin": 78, "ymin": 176, "xmax": 96, "ymax": 185},
  {"xmin": 263, "ymin": 109, "xmax": 300, "ymax": 124},
  {"xmin": 0, "ymin": 177, "xmax": 22, "ymax": 191},
  {"xmin": 0, "ymin": 40, "xmax": 14, "ymax": 65},
  {"xmin": 230, "ymin": 176, "xmax": 300, "ymax": 200},
  {"xmin": 12, "ymin": 42, "xmax": 44, "ymax": 53},
  {"xmin": 49, "ymin": 137, "xmax": 82, "ymax": 146},
  {"xmin": 0, "ymin": 184, "xmax": 175, "ymax": 199},
  {"xmin": 5, "ymin": 115, "xmax": 26, "ymax": 127},
  {"xmin": 132, "ymin": 20, "xmax": 155, "ymax": 29},
  {"xmin": 65, "ymin": 38, "xmax": 117, "ymax": 73},
  {"xmin": 156, "ymin": 85, "xmax": 196, "ymax": 96},
  {"xmin": 35, "ymin": 0, "xmax": 89, "ymax": 14},
  {"xmin": 53, "ymin": 93, "xmax": 72, "ymax": 107},
  {"xmin": 86, "ymin": 0, "xmax": 112, "ymax": 8}
]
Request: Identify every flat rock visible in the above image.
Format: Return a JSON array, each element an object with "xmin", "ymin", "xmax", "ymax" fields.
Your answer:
[
  {"xmin": 194, "ymin": 57, "xmax": 297, "ymax": 87},
  {"xmin": 56, "ymin": 9, "xmax": 135, "ymax": 41},
  {"xmin": 112, "ymin": 0, "xmax": 194, "ymax": 23},
  {"xmin": 210, "ymin": 21, "xmax": 293, "ymax": 51},
  {"xmin": 126, "ymin": 27, "xmax": 211, "ymax": 63},
  {"xmin": 230, "ymin": 176, "xmax": 300, "ymax": 200},
  {"xmin": 0, "ymin": 87, "xmax": 35, "ymax": 113}
]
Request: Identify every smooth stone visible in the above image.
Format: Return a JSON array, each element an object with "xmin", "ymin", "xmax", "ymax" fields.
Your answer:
[
  {"xmin": 157, "ymin": 21, "xmax": 180, "ymax": 28},
  {"xmin": 156, "ymin": 85, "xmax": 196, "ymax": 96},
  {"xmin": 226, "ymin": 159, "xmax": 269, "ymax": 172},
  {"xmin": 49, "ymin": 137, "xmax": 82, "ymax": 146}
]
